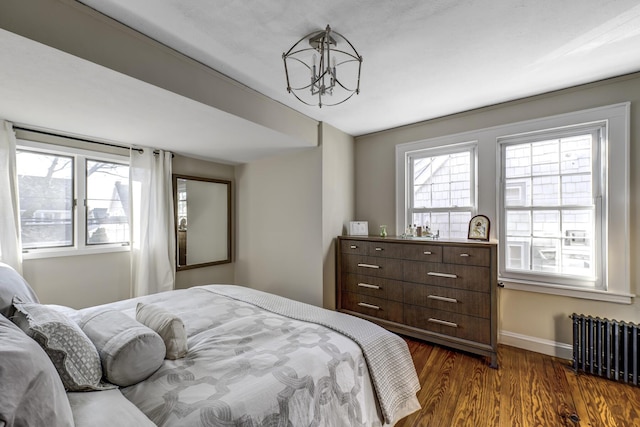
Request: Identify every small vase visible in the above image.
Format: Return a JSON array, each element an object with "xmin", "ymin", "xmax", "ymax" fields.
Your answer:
[{"xmin": 379, "ymin": 225, "xmax": 388, "ymax": 237}]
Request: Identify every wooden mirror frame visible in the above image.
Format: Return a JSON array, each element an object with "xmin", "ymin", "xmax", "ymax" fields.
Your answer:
[{"xmin": 173, "ymin": 174, "xmax": 232, "ymax": 270}]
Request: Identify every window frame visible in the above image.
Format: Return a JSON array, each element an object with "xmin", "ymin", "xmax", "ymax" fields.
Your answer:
[
  {"xmin": 16, "ymin": 138, "xmax": 130, "ymax": 259},
  {"xmin": 396, "ymin": 139, "xmax": 478, "ymax": 238},
  {"xmin": 497, "ymin": 123, "xmax": 605, "ymax": 289}
]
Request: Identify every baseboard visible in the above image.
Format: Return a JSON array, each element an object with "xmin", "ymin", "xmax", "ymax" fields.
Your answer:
[{"xmin": 499, "ymin": 330, "xmax": 573, "ymax": 360}]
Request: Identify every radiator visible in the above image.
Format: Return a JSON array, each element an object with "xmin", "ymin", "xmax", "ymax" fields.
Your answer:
[{"xmin": 571, "ymin": 313, "xmax": 639, "ymax": 385}]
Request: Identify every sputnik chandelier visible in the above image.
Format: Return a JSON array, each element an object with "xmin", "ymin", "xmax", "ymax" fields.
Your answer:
[{"xmin": 282, "ymin": 25, "xmax": 362, "ymax": 108}]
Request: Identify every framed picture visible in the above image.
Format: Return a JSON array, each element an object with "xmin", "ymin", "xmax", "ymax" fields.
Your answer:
[
  {"xmin": 349, "ymin": 221, "xmax": 369, "ymax": 236},
  {"xmin": 468, "ymin": 215, "xmax": 490, "ymax": 241}
]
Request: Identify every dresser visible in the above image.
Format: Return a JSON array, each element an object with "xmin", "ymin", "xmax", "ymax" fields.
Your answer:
[{"xmin": 337, "ymin": 235, "xmax": 498, "ymax": 368}]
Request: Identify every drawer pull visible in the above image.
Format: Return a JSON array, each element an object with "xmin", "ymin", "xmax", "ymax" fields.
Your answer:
[
  {"xmin": 427, "ymin": 295, "xmax": 458, "ymax": 304},
  {"xmin": 358, "ymin": 283, "xmax": 381, "ymax": 290},
  {"xmin": 358, "ymin": 302, "xmax": 380, "ymax": 310},
  {"xmin": 350, "ymin": 245, "xmax": 358, "ymax": 249},
  {"xmin": 459, "ymin": 253, "xmax": 470, "ymax": 257},
  {"xmin": 358, "ymin": 263, "xmax": 380, "ymax": 269},
  {"xmin": 427, "ymin": 272, "xmax": 458, "ymax": 279},
  {"xmin": 423, "ymin": 251, "xmax": 432, "ymax": 255},
  {"xmin": 428, "ymin": 318, "xmax": 458, "ymax": 328},
  {"xmin": 375, "ymin": 247, "xmax": 384, "ymax": 251}
]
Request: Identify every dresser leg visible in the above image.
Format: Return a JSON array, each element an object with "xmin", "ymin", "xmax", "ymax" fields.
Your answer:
[{"xmin": 489, "ymin": 354, "xmax": 498, "ymax": 369}]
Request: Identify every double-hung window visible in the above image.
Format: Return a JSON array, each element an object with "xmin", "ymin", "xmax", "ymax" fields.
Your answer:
[
  {"xmin": 495, "ymin": 103, "xmax": 630, "ymax": 302},
  {"xmin": 16, "ymin": 133, "xmax": 130, "ymax": 257},
  {"xmin": 399, "ymin": 142, "xmax": 476, "ymax": 239},
  {"xmin": 499, "ymin": 125, "xmax": 603, "ymax": 288}
]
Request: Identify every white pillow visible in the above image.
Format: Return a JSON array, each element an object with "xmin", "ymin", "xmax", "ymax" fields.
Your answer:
[
  {"xmin": 11, "ymin": 297, "xmax": 111, "ymax": 392},
  {"xmin": 0, "ymin": 315, "xmax": 75, "ymax": 427},
  {"xmin": 0, "ymin": 262, "xmax": 39, "ymax": 318},
  {"xmin": 78, "ymin": 309, "xmax": 165, "ymax": 386},
  {"xmin": 136, "ymin": 303, "xmax": 188, "ymax": 360}
]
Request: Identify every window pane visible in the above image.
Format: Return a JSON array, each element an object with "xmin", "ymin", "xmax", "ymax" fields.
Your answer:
[
  {"xmin": 86, "ymin": 160, "xmax": 129, "ymax": 245},
  {"xmin": 561, "ymin": 135, "xmax": 592, "ymax": 174},
  {"xmin": 561, "ymin": 174, "xmax": 592, "ymax": 205},
  {"xmin": 532, "ymin": 176, "xmax": 560, "ymax": 206},
  {"xmin": 17, "ymin": 151, "xmax": 73, "ymax": 249},
  {"xmin": 506, "ymin": 210, "xmax": 531, "ymax": 236},
  {"xmin": 412, "ymin": 152, "xmax": 470, "ymax": 209},
  {"xmin": 531, "ymin": 140, "xmax": 559, "ymax": 176},
  {"xmin": 532, "ymin": 210, "xmax": 560, "ymax": 237},
  {"xmin": 504, "ymin": 144, "xmax": 531, "ymax": 178}
]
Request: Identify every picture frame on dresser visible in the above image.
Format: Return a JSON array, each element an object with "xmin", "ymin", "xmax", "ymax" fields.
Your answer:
[
  {"xmin": 468, "ymin": 215, "xmax": 490, "ymax": 241},
  {"xmin": 349, "ymin": 221, "xmax": 369, "ymax": 236}
]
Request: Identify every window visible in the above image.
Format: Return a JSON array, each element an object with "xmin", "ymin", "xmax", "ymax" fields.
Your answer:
[
  {"xmin": 16, "ymin": 136, "xmax": 130, "ymax": 257},
  {"xmin": 399, "ymin": 142, "xmax": 476, "ymax": 239},
  {"xmin": 395, "ymin": 103, "xmax": 630, "ymax": 303},
  {"xmin": 499, "ymin": 125, "xmax": 603, "ymax": 288}
]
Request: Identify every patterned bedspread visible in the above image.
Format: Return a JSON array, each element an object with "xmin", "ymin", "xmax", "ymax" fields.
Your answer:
[{"xmin": 77, "ymin": 285, "xmax": 421, "ymax": 426}]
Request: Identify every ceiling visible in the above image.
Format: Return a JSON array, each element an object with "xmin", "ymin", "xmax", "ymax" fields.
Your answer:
[{"xmin": 2, "ymin": 0, "xmax": 640, "ymax": 163}]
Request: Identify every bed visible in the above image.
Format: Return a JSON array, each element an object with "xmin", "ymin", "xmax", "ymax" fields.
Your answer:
[{"xmin": 0, "ymin": 262, "xmax": 421, "ymax": 427}]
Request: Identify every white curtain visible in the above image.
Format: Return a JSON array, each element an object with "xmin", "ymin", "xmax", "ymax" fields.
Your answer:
[
  {"xmin": 129, "ymin": 148, "xmax": 175, "ymax": 297},
  {"xmin": 0, "ymin": 120, "xmax": 23, "ymax": 274}
]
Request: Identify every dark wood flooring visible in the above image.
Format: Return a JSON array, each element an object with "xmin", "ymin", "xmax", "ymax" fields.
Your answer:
[{"xmin": 396, "ymin": 337, "xmax": 640, "ymax": 427}]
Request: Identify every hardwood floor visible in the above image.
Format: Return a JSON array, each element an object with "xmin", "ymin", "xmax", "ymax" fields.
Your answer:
[{"xmin": 396, "ymin": 337, "xmax": 640, "ymax": 427}]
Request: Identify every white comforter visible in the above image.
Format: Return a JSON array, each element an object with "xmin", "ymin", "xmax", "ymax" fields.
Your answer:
[{"xmin": 75, "ymin": 285, "xmax": 421, "ymax": 426}]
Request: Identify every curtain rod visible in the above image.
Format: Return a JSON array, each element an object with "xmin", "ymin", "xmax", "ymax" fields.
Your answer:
[{"xmin": 13, "ymin": 126, "xmax": 144, "ymax": 153}]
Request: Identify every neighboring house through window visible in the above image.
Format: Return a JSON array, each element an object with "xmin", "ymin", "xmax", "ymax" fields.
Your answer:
[{"xmin": 397, "ymin": 142, "xmax": 477, "ymax": 239}]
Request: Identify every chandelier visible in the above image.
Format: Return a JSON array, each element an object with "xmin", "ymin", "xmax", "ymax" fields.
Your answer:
[{"xmin": 282, "ymin": 25, "xmax": 362, "ymax": 108}]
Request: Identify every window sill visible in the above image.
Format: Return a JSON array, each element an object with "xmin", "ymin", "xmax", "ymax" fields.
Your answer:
[
  {"xmin": 499, "ymin": 277, "xmax": 634, "ymax": 304},
  {"xmin": 22, "ymin": 245, "xmax": 130, "ymax": 260}
]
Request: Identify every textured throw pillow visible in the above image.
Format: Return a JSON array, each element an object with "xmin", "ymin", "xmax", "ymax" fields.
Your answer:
[
  {"xmin": 136, "ymin": 303, "xmax": 188, "ymax": 359},
  {"xmin": 0, "ymin": 315, "xmax": 75, "ymax": 427},
  {"xmin": 0, "ymin": 262, "xmax": 39, "ymax": 318},
  {"xmin": 11, "ymin": 297, "xmax": 111, "ymax": 392},
  {"xmin": 78, "ymin": 309, "xmax": 166, "ymax": 386}
]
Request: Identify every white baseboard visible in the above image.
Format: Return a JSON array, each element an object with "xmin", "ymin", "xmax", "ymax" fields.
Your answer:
[{"xmin": 499, "ymin": 330, "xmax": 573, "ymax": 360}]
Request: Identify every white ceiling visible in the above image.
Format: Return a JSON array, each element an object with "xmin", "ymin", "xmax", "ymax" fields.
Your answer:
[{"xmin": 2, "ymin": 0, "xmax": 640, "ymax": 163}]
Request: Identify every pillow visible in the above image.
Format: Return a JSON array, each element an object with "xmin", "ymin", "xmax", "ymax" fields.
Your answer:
[
  {"xmin": 11, "ymin": 297, "xmax": 111, "ymax": 392},
  {"xmin": 0, "ymin": 261, "xmax": 39, "ymax": 318},
  {"xmin": 0, "ymin": 315, "xmax": 75, "ymax": 427},
  {"xmin": 136, "ymin": 303, "xmax": 188, "ymax": 359},
  {"xmin": 78, "ymin": 309, "xmax": 165, "ymax": 387}
]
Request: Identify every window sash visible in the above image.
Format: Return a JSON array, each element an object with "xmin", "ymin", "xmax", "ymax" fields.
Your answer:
[
  {"xmin": 405, "ymin": 143, "xmax": 476, "ymax": 238},
  {"xmin": 498, "ymin": 125, "xmax": 604, "ymax": 289},
  {"xmin": 16, "ymin": 139, "xmax": 130, "ymax": 256}
]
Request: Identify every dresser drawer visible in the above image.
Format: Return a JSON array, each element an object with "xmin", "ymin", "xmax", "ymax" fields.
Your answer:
[
  {"xmin": 402, "ymin": 244, "xmax": 443, "ymax": 262},
  {"xmin": 340, "ymin": 240, "xmax": 368, "ymax": 255},
  {"xmin": 403, "ymin": 283, "xmax": 490, "ymax": 318},
  {"xmin": 342, "ymin": 254, "xmax": 403, "ymax": 280},
  {"xmin": 342, "ymin": 292, "xmax": 403, "ymax": 323},
  {"xmin": 366, "ymin": 241, "xmax": 404, "ymax": 258},
  {"xmin": 443, "ymin": 246, "xmax": 491, "ymax": 267},
  {"xmin": 404, "ymin": 305, "xmax": 490, "ymax": 344},
  {"xmin": 402, "ymin": 260, "xmax": 490, "ymax": 292},
  {"xmin": 342, "ymin": 273, "xmax": 404, "ymax": 302}
]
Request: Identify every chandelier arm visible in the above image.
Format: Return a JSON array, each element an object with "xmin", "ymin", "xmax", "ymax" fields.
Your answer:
[{"xmin": 330, "ymin": 29, "xmax": 362, "ymax": 58}]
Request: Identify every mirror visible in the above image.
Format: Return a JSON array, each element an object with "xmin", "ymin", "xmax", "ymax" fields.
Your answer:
[{"xmin": 173, "ymin": 174, "xmax": 231, "ymax": 270}]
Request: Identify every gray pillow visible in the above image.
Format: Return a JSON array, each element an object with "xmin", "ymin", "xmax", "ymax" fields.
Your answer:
[
  {"xmin": 78, "ymin": 309, "xmax": 166, "ymax": 387},
  {"xmin": 0, "ymin": 262, "xmax": 39, "ymax": 318},
  {"xmin": 0, "ymin": 315, "xmax": 74, "ymax": 427},
  {"xmin": 136, "ymin": 303, "xmax": 188, "ymax": 360},
  {"xmin": 11, "ymin": 297, "xmax": 112, "ymax": 392}
]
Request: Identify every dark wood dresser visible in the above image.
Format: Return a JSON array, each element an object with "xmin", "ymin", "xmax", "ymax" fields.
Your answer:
[{"xmin": 336, "ymin": 235, "xmax": 498, "ymax": 367}]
